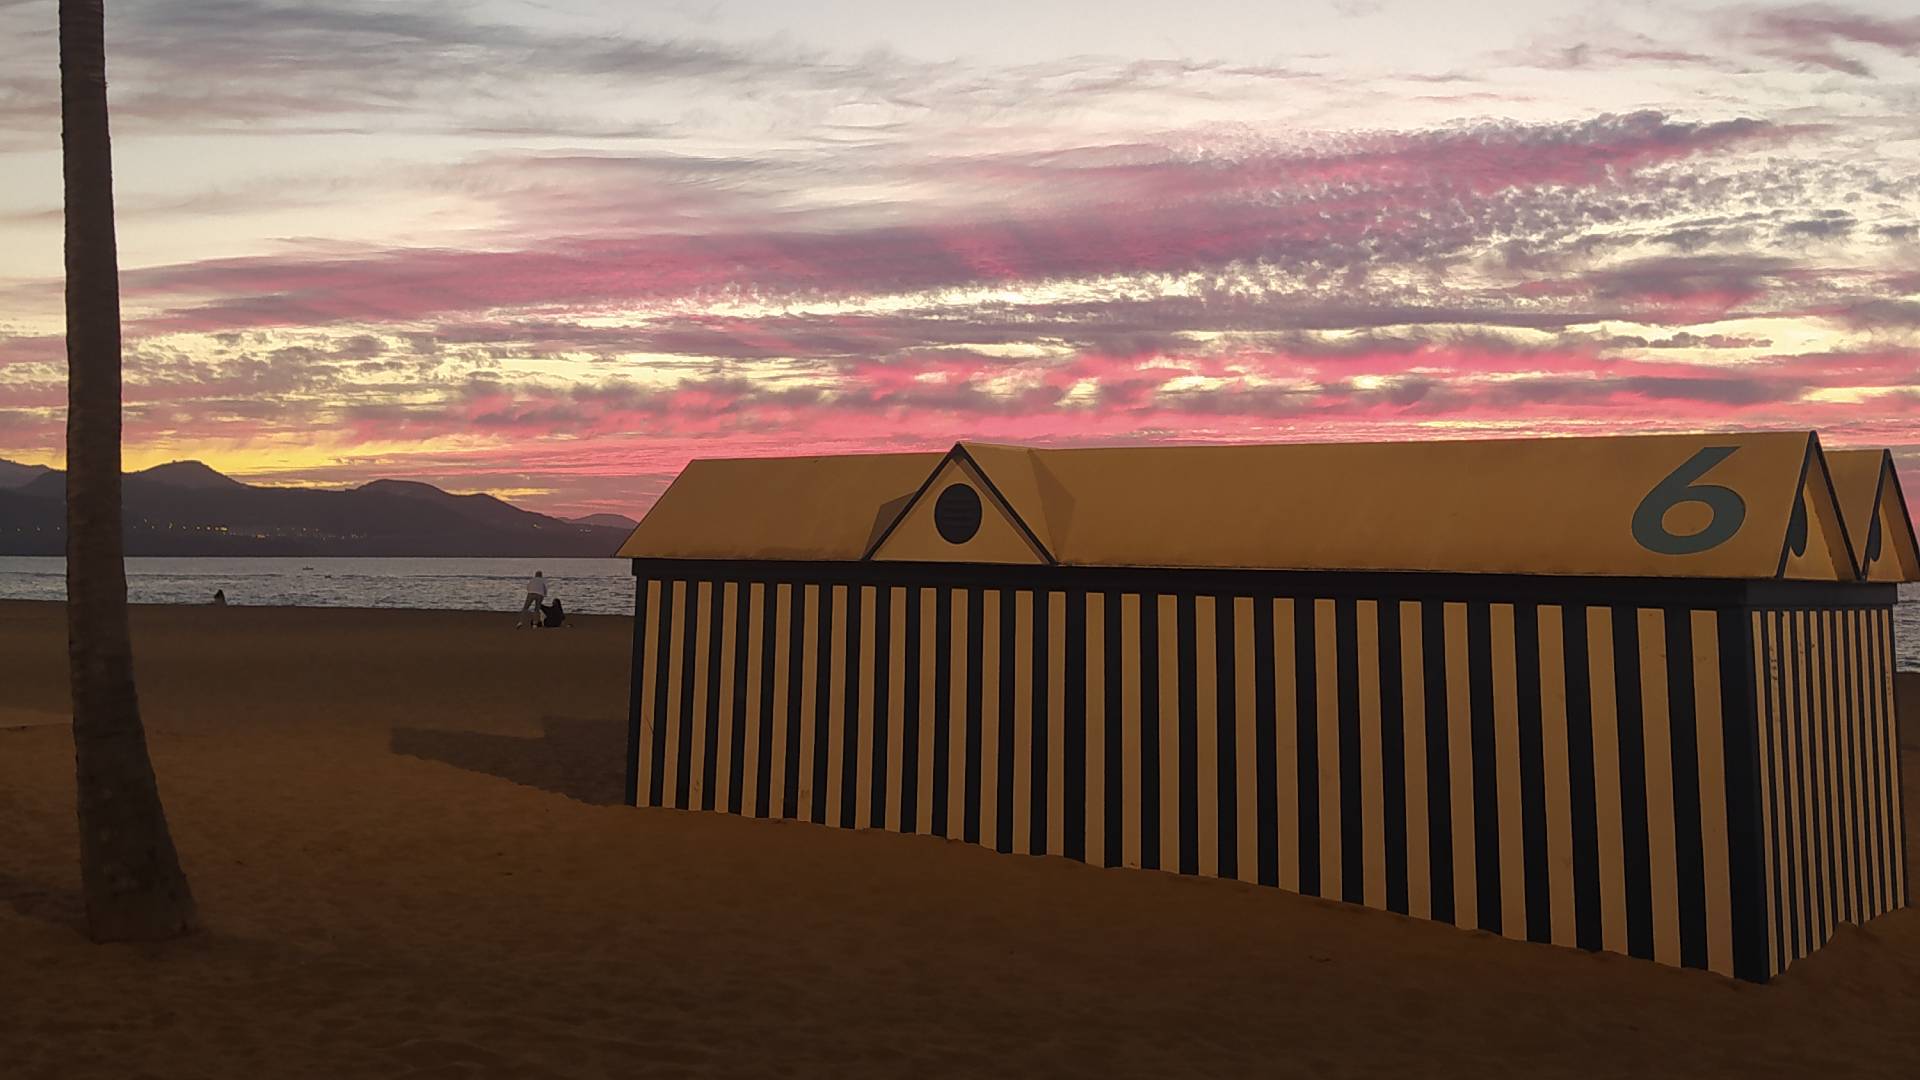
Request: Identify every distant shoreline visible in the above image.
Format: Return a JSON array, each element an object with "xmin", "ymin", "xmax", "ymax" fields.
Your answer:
[
  {"xmin": 0, "ymin": 598, "xmax": 630, "ymax": 619},
  {"xmin": 0, "ymin": 548, "xmax": 628, "ymax": 558}
]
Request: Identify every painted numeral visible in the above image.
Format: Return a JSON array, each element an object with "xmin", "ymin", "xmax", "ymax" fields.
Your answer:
[{"xmin": 1631, "ymin": 446, "xmax": 1747, "ymax": 555}]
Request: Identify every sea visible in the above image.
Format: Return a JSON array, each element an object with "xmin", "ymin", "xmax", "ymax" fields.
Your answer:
[
  {"xmin": 0, "ymin": 556, "xmax": 636, "ymax": 615},
  {"xmin": 0, "ymin": 556, "xmax": 1916, "ymax": 670}
]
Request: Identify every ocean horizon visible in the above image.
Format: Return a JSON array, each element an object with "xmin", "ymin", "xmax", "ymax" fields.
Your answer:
[
  {"xmin": 0, "ymin": 555, "xmax": 635, "ymax": 615},
  {"xmin": 2, "ymin": 554, "xmax": 1916, "ymax": 671}
]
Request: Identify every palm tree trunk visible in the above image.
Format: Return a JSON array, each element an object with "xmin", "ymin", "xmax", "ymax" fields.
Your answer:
[{"xmin": 61, "ymin": 0, "xmax": 196, "ymax": 942}]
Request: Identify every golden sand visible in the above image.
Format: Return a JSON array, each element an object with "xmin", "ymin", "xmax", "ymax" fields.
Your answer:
[{"xmin": 2, "ymin": 600, "xmax": 1916, "ymax": 1078}]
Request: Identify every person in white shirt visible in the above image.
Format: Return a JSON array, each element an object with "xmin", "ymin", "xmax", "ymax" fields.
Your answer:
[{"xmin": 515, "ymin": 570, "xmax": 548, "ymax": 627}]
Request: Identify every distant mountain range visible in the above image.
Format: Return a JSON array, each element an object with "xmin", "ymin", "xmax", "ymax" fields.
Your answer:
[
  {"xmin": 0, "ymin": 459, "xmax": 636, "ymax": 557},
  {"xmin": 0, "ymin": 460, "xmax": 52, "ymax": 488}
]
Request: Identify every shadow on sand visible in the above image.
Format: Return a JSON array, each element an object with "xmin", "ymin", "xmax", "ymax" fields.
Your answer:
[
  {"xmin": 0, "ymin": 870, "xmax": 84, "ymax": 930},
  {"xmin": 389, "ymin": 717, "xmax": 627, "ymax": 805}
]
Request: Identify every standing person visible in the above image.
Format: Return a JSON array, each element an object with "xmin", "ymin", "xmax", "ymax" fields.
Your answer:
[{"xmin": 516, "ymin": 570, "xmax": 548, "ymax": 627}]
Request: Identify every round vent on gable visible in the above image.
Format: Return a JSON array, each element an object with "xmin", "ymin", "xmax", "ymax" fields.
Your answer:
[{"xmin": 933, "ymin": 483, "xmax": 983, "ymax": 544}]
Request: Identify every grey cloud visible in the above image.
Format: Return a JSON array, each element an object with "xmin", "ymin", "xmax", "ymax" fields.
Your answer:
[
  {"xmin": 1599, "ymin": 332, "xmax": 1774, "ymax": 349},
  {"xmin": 1780, "ymin": 214, "xmax": 1858, "ymax": 239},
  {"xmin": 1737, "ymin": 4, "xmax": 1920, "ymax": 77},
  {"xmin": 1837, "ymin": 299, "xmax": 1920, "ymax": 328}
]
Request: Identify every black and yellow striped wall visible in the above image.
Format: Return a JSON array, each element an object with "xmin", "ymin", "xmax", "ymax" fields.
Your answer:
[
  {"xmin": 624, "ymin": 562, "xmax": 1907, "ymax": 982},
  {"xmin": 1751, "ymin": 607, "xmax": 1908, "ymax": 977}
]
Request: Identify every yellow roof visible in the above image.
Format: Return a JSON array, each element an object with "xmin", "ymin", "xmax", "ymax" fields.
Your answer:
[
  {"xmin": 617, "ymin": 452, "xmax": 942, "ymax": 561},
  {"xmin": 622, "ymin": 433, "xmax": 1865, "ymax": 581},
  {"xmin": 1826, "ymin": 449, "xmax": 1920, "ymax": 583}
]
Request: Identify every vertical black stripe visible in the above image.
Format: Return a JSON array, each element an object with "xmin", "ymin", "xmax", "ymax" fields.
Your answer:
[
  {"xmin": 1776, "ymin": 610, "xmax": 1797, "ymax": 960},
  {"xmin": 868, "ymin": 587, "xmax": 893, "ymax": 829},
  {"xmin": 1872, "ymin": 611, "xmax": 1891, "ymax": 908},
  {"xmin": 1861, "ymin": 610, "xmax": 1885, "ymax": 919},
  {"xmin": 1214, "ymin": 596, "xmax": 1241, "ymax": 882},
  {"xmin": 781, "ymin": 583, "xmax": 807, "ymax": 820},
  {"xmin": 1826, "ymin": 612, "xmax": 1845, "ymax": 926},
  {"xmin": 810, "ymin": 586, "xmax": 835, "ymax": 825},
  {"xmin": 1874, "ymin": 608, "xmax": 1894, "ymax": 914},
  {"xmin": 1879, "ymin": 611, "xmax": 1909, "ymax": 908},
  {"xmin": 1805, "ymin": 610, "xmax": 1830, "ymax": 942},
  {"xmin": 963, "ymin": 586, "xmax": 985, "ymax": 844},
  {"xmin": 1889, "ymin": 611, "xmax": 1910, "ymax": 910},
  {"xmin": 1176, "ymin": 594, "xmax": 1201, "ymax": 876},
  {"xmin": 839, "ymin": 586, "xmax": 866, "ymax": 828},
  {"xmin": 1869, "ymin": 611, "xmax": 1885, "ymax": 909},
  {"xmin": 1813, "ymin": 613, "xmax": 1838, "ymax": 931},
  {"xmin": 648, "ymin": 582, "xmax": 675, "ymax": 808},
  {"xmin": 1559, "ymin": 607, "xmax": 1605, "ymax": 949},
  {"xmin": 998, "ymin": 589, "xmax": 1019, "ymax": 854},
  {"xmin": 1760, "ymin": 612, "xmax": 1788, "ymax": 971},
  {"xmin": 1612, "ymin": 606, "xmax": 1654, "ymax": 960},
  {"xmin": 1295, "ymin": 598, "xmax": 1321, "ymax": 897},
  {"xmin": 1838, "ymin": 611, "xmax": 1860, "ymax": 924},
  {"xmin": 1336, "ymin": 598, "xmax": 1364, "ymax": 905},
  {"xmin": 1103, "ymin": 591, "xmax": 1125, "ymax": 868},
  {"xmin": 1788, "ymin": 610, "xmax": 1812, "ymax": 957},
  {"xmin": 753, "ymin": 584, "xmax": 777, "ymax": 818},
  {"xmin": 1665, "ymin": 610, "xmax": 1708, "ymax": 971},
  {"xmin": 1139, "ymin": 593, "xmax": 1163, "ymax": 870},
  {"xmin": 1253, "ymin": 596, "xmax": 1279, "ymax": 887},
  {"xmin": 1466, "ymin": 602, "xmax": 1502, "ymax": 935},
  {"xmin": 675, "ymin": 580, "xmax": 703, "ymax": 811},
  {"xmin": 1859, "ymin": 610, "xmax": 1886, "ymax": 915},
  {"xmin": 1718, "ymin": 607, "xmax": 1768, "ymax": 983},
  {"xmin": 728, "ymin": 581, "xmax": 751, "ymax": 816},
  {"xmin": 1829, "ymin": 612, "xmax": 1849, "ymax": 922},
  {"xmin": 1835, "ymin": 611, "xmax": 1866, "ymax": 922},
  {"xmin": 702, "ymin": 580, "xmax": 726, "ymax": 812},
  {"xmin": 898, "ymin": 587, "xmax": 922, "ymax": 832},
  {"xmin": 1562, "ymin": 605, "xmax": 1602, "ymax": 953},
  {"xmin": 931, "ymin": 587, "xmax": 953, "ymax": 837},
  {"xmin": 1515, "ymin": 604, "xmax": 1551, "ymax": 945},
  {"xmin": 1826, "ymin": 612, "xmax": 1846, "ymax": 928},
  {"xmin": 1378, "ymin": 599, "xmax": 1410, "ymax": 916},
  {"xmin": 626, "ymin": 575, "xmax": 648, "ymax": 807},
  {"xmin": 1838, "ymin": 610, "xmax": 1861, "ymax": 923},
  {"xmin": 1032, "ymin": 590, "xmax": 1053, "ymax": 855},
  {"xmin": 1064, "ymin": 589, "xmax": 1089, "ymax": 863},
  {"xmin": 1421, "ymin": 600, "xmax": 1456, "ymax": 925}
]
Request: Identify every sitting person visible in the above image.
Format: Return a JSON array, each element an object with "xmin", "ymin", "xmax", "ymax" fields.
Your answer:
[{"xmin": 538, "ymin": 596, "xmax": 567, "ymax": 628}]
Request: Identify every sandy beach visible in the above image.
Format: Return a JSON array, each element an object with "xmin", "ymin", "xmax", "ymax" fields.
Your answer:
[{"xmin": 2, "ymin": 600, "xmax": 1917, "ymax": 1079}]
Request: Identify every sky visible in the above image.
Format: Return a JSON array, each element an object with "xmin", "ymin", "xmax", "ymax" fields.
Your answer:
[{"xmin": 0, "ymin": 0, "xmax": 1917, "ymax": 518}]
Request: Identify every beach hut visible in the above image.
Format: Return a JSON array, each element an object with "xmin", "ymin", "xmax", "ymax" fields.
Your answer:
[
  {"xmin": 618, "ymin": 431, "xmax": 1912, "ymax": 981},
  {"xmin": 1827, "ymin": 449, "xmax": 1920, "ymax": 583}
]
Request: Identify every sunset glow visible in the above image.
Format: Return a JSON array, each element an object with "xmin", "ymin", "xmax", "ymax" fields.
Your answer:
[{"xmin": 2, "ymin": 1, "xmax": 1917, "ymax": 517}]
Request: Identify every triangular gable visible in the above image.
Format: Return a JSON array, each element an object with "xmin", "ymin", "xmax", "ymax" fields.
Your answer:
[
  {"xmin": 957, "ymin": 442, "xmax": 1072, "ymax": 555},
  {"xmin": 1874, "ymin": 459, "xmax": 1920, "ymax": 581},
  {"xmin": 1829, "ymin": 449, "xmax": 1920, "ymax": 583},
  {"xmin": 1776, "ymin": 437, "xmax": 1857, "ymax": 582},
  {"xmin": 865, "ymin": 446, "xmax": 1057, "ymax": 565}
]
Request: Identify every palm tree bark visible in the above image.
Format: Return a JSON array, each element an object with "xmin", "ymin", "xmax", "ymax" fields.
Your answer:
[{"xmin": 61, "ymin": 0, "xmax": 196, "ymax": 942}]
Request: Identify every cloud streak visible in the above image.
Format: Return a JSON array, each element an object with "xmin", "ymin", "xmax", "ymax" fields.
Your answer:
[{"xmin": 0, "ymin": 3, "xmax": 1917, "ymax": 516}]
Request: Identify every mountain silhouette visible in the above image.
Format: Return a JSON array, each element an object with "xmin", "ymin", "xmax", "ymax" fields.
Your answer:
[
  {"xmin": 136, "ymin": 459, "xmax": 249, "ymax": 490},
  {"xmin": 0, "ymin": 459, "xmax": 633, "ymax": 557},
  {"xmin": 0, "ymin": 459, "xmax": 52, "ymax": 489},
  {"xmin": 570, "ymin": 512, "xmax": 639, "ymax": 529}
]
